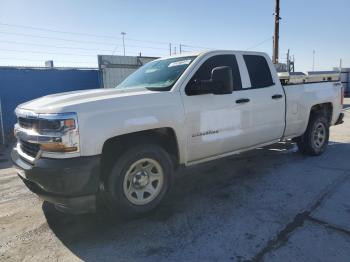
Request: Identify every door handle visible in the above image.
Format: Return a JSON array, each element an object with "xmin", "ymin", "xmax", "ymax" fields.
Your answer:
[
  {"xmin": 236, "ymin": 98, "xmax": 250, "ymax": 104},
  {"xmin": 272, "ymin": 94, "xmax": 283, "ymax": 99}
]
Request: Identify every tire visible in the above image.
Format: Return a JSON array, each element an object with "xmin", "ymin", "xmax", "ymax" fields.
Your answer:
[
  {"xmin": 296, "ymin": 113, "xmax": 329, "ymax": 156},
  {"xmin": 105, "ymin": 144, "xmax": 173, "ymax": 217}
]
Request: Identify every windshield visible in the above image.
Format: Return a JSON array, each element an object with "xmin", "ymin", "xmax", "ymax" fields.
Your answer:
[{"xmin": 117, "ymin": 56, "xmax": 196, "ymax": 91}]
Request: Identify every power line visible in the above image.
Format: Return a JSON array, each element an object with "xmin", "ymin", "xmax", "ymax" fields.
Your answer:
[
  {"xmin": 0, "ymin": 27, "xmax": 275, "ymax": 63},
  {"xmin": 0, "ymin": 22, "xmax": 122, "ymax": 40},
  {"xmin": 1, "ymin": 22, "xmax": 282, "ymax": 62},
  {"xmin": 0, "ymin": 48, "xmax": 103, "ymax": 57},
  {"xmin": 0, "ymin": 57, "xmax": 96, "ymax": 64},
  {"xmin": 0, "ymin": 48, "xmax": 167, "ymax": 65},
  {"xmin": 126, "ymin": 37, "xmax": 170, "ymax": 46},
  {"xmin": 0, "ymin": 31, "xmax": 117, "ymax": 45},
  {"xmin": 0, "ymin": 22, "xmax": 172, "ymax": 46},
  {"xmin": 0, "ymin": 22, "xmax": 215, "ymax": 49},
  {"xmin": 125, "ymin": 44, "xmax": 168, "ymax": 51},
  {"xmin": 181, "ymin": 44, "xmax": 214, "ymax": 50},
  {"xmin": 0, "ymin": 31, "xmax": 170, "ymax": 52},
  {"xmin": 246, "ymin": 36, "xmax": 273, "ymax": 50},
  {"xmin": 0, "ymin": 40, "xmax": 112, "ymax": 52},
  {"xmin": 0, "ymin": 48, "xmax": 167, "ymax": 59}
]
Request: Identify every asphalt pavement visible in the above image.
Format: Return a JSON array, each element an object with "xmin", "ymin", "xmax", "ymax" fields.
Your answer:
[{"xmin": 0, "ymin": 99, "xmax": 349, "ymax": 262}]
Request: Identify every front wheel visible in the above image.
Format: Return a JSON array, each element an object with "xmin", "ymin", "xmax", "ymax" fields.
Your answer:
[
  {"xmin": 296, "ymin": 114, "xmax": 330, "ymax": 156},
  {"xmin": 106, "ymin": 144, "xmax": 173, "ymax": 217}
]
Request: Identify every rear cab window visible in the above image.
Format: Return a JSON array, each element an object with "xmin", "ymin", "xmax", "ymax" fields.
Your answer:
[{"xmin": 243, "ymin": 55, "xmax": 274, "ymax": 88}]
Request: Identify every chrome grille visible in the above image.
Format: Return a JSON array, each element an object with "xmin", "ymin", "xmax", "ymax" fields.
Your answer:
[{"xmin": 20, "ymin": 139, "xmax": 40, "ymax": 158}]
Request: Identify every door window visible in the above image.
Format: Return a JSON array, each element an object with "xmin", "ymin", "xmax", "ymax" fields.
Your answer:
[
  {"xmin": 186, "ymin": 55, "xmax": 242, "ymax": 95},
  {"xmin": 243, "ymin": 55, "xmax": 274, "ymax": 88}
]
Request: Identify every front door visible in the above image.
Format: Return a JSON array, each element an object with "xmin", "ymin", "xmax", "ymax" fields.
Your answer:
[{"xmin": 181, "ymin": 54, "xmax": 252, "ymax": 162}]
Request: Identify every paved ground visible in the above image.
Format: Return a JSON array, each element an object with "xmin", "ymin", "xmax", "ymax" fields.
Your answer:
[{"xmin": 0, "ymin": 99, "xmax": 350, "ymax": 262}]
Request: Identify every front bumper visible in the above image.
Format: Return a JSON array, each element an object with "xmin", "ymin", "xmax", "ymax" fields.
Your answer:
[{"xmin": 11, "ymin": 148, "xmax": 101, "ymax": 214}]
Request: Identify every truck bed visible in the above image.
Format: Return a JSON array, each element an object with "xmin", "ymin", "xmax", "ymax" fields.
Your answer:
[{"xmin": 282, "ymin": 80, "xmax": 343, "ymax": 139}]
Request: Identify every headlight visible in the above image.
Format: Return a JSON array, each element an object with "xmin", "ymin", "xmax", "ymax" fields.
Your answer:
[
  {"xmin": 37, "ymin": 113, "xmax": 80, "ymax": 155},
  {"xmin": 15, "ymin": 110, "xmax": 80, "ymax": 160},
  {"xmin": 38, "ymin": 118, "xmax": 76, "ymax": 133}
]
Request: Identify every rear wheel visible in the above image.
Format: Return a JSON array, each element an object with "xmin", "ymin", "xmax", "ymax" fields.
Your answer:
[
  {"xmin": 105, "ymin": 144, "xmax": 173, "ymax": 217},
  {"xmin": 296, "ymin": 113, "xmax": 329, "ymax": 156}
]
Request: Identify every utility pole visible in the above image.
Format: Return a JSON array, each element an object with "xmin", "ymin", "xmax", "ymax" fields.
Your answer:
[
  {"xmin": 121, "ymin": 32, "xmax": 126, "ymax": 56},
  {"xmin": 272, "ymin": 36, "xmax": 274, "ymax": 59},
  {"xmin": 339, "ymin": 58, "xmax": 342, "ymax": 80},
  {"xmin": 312, "ymin": 50, "xmax": 315, "ymax": 71},
  {"xmin": 169, "ymin": 43, "xmax": 172, "ymax": 56},
  {"xmin": 174, "ymin": 46, "xmax": 177, "ymax": 55},
  {"xmin": 286, "ymin": 49, "xmax": 290, "ymax": 72},
  {"xmin": 272, "ymin": 0, "xmax": 281, "ymax": 64},
  {"xmin": 179, "ymin": 44, "xmax": 182, "ymax": 54}
]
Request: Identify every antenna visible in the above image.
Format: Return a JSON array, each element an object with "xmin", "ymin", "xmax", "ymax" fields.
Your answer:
[
  {"xmin": 121, "ymin": 32, "xmax": 126, "ymax": 56},
  {"xmin": 339, "ymin": 58, "xmax": 342, "ymax": 81}
]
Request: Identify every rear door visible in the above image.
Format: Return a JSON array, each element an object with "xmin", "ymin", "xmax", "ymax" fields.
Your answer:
[{"xmin": 239, "ymin": 54, "xmax": 285, "ymax": 146}]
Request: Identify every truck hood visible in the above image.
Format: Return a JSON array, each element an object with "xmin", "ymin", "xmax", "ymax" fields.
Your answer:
[{"xmin": 18, "ymin": 87, "xmax": 155, "ymax": 114}]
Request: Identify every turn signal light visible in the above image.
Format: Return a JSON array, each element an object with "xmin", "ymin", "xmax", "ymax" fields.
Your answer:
[
  {"xmin": 40, "ymin": 143, "xmax": 77, "ymax": 152},
  {"xmin": 63, "ymin": 119, "xmax": 76, "ymax": 130}
]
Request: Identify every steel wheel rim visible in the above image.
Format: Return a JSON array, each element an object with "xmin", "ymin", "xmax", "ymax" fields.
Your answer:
[
  {"xmin": 313, "ymin": 122, "xmax": 326, "ymax": 149},
  {"xmin": 123, "ymin": 158, "xmax": 164, "ymax": 205}
]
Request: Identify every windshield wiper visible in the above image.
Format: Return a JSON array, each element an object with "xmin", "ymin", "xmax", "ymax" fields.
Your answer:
[{"xmin": 145, "ymin": 86, "xmax": 172, "ymax": 92}]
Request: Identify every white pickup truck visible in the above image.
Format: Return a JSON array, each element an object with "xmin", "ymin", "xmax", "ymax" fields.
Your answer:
[{"xmin": 12, "ymin": 50, "xmax": 345, "ymax": 215}]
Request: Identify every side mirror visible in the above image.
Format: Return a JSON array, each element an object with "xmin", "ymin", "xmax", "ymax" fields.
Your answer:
[
  {"xmin": 210, "ymin": 66, "xmax": 233, "ymax": 94},
  {"xmin": 187, "ymin": 66, "xmax": 233, "ymax": 95}
]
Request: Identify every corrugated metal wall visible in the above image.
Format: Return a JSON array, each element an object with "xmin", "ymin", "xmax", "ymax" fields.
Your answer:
[
  {"xmin": 341, "ymin": 69, "xmax": 350, "ymax": 97},
  {"xmin": 334, "ymin": 67, "xmax": 350, "ymax": 97},
  {"xmin": 0, "ymin": 67, "xmax": 100, "ymax": 134},
  {"xmin": 98, "ymin": 55, "xmax": 157, "ymax": 88}
]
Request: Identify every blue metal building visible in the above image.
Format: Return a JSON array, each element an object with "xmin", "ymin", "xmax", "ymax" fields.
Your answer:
[{"xmin": 0, "ymin": 67, "xmax": 100, "ymax": 135}]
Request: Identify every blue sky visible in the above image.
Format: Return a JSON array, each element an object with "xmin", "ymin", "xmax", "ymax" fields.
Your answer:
[{"xmin": 0, "ymin": 0, "xmax": 349, "ymax": 71}]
